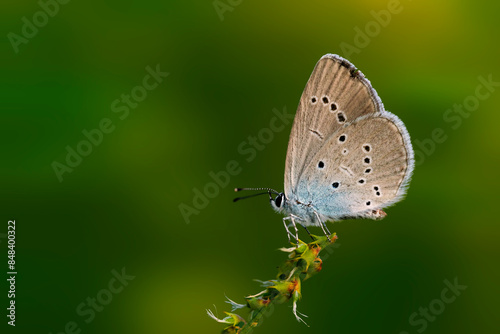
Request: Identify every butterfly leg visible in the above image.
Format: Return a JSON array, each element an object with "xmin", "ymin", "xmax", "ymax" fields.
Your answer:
[
  {"xmin": 290, "ymin": 215, "xmax": 300, "ymax": 243},
  {"xmin": 282, "ymin": 216, "xmax": 301, "ymax": 244},
  {"xmin": 314, "ymin": 211, "xmax": 331, "ymax": 241},
  {"xmin": 299, "ymin": 224, "xmax": 315, "ymax": 241},
  {"xmin": 282, "ymin": 217, "xmax": 294, "ymax": 243}
]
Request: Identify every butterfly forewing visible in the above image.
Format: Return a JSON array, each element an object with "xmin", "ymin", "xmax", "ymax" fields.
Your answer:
[{"xmin": 284, "ymin": 54, "xmax": 384, "ymax": 196}]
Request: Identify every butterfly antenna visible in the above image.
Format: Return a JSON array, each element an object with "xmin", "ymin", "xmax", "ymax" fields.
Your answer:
[
  {"xmin": 233, "ymin": 188, "xmax": 280, "ymax": 203},
  {"xmin": 233, "ymin": 192, "xmax": 269, "ymax": 202},
  {"xmin": 235, "ymin": 187, "xmax": 280, "ymax": 194}
]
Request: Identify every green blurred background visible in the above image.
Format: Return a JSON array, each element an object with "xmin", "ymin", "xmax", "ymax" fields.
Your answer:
[{"xmin": 1, "ymin": 0, "xmax": 499, "ymax": 333}]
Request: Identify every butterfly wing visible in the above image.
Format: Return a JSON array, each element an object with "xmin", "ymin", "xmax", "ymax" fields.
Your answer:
[
  {"xmin": 284, "ymin": 54, "xmax": 414, "ymax": 221},
  {"xmin": 294, "ymin": 112, "xmax": 414, "ymax": 220},
  {"xmin": 284, "ymin": 54, "xmax": 384, "ymax": 197}
]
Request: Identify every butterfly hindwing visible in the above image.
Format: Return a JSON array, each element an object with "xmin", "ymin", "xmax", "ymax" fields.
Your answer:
[{"xmin": 294, "ymin": 112, "xmax": 414, "ymax": 220}]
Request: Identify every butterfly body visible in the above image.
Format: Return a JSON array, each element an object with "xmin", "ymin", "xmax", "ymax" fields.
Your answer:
[{"xmin": 269, "ymin": 54, "xmax": 414, "ymax": 232}]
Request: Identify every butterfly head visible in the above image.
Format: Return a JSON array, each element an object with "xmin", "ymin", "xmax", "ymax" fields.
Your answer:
[{"xmin": 234, "ymin": 187, "xmax": 286, "ymax": 213}]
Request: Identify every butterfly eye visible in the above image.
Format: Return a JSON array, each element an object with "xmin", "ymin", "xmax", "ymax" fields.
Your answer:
[{"xmin": 275, "ymin": 194, "xmax": 284, "ymax": 208}]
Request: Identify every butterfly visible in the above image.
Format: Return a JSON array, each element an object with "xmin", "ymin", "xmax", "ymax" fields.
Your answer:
[{"xmin": 235, "ymin": 54, "xmax": 414, "ymax": 241}]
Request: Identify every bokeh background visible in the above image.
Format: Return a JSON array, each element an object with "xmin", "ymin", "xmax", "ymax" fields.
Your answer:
[{"xmin": 1, "ymin": 0, "xmax": 499, "ymax": 333}]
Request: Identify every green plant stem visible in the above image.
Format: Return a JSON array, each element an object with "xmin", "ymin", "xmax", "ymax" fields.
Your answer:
[{"xmin": 208, "ymin": 233, "xmax": 338, "ymax": 334}]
